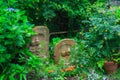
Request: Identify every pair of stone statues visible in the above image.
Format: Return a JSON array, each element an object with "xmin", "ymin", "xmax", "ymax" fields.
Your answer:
[{"xmin": 29, "ymin": 26, "xmax": 76, "ymax": 64}]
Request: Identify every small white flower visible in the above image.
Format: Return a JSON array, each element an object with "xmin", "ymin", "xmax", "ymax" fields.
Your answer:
[{"xmin": 46, "ymin": 62, "xmax": 49, "ymax": 65}]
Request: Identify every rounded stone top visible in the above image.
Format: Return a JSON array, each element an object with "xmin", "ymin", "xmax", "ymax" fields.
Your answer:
[
  {"xmin": 54, "ymin": 39, "xmax": 76, "ymax": 64},
  {"xmin": 33, "ymin": 26, "xmax": 49, "ymax": 34}
]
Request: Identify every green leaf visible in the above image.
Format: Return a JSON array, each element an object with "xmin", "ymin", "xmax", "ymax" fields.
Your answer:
[
  {"xmin": 97, "ymin": 59, "xmax": 105, "ymax": 71},
  {"xmin": 20, "ymin": 74, "xmax": 23, "ymax": 80},
  {"xmin": 23, "ymin": 75, "xmax": 27, "ymax": 80},
  {"xmin": 0, "ymin": 75, "xmax": 5, "ymax": 80}
]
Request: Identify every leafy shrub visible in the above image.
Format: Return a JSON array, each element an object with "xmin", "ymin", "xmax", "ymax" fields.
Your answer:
[
  {"xmin": 83, "ymin": 3, "xmax": 120, "ymax": 72},
  {"xmin": 14, "ymin": 0, "xmax": 93, "ymax": 33},
  {"xmin": 70, "ymin": 39, "xmax": 90, "ymax": 76},
  {"xmin": 115, "ymin": 6, "xmax": 120, "ymax": 24},
  {"xmin": 0, "ymin": 1, "xmax": 42, "ymax": 80},
  {"xmin": 49, "ymin": 37, "xmax": 61, "ymax": 62}
]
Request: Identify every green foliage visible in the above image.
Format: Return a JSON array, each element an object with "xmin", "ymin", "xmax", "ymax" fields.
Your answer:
[
  {"xmin": 69, "ymin": 38, "xmax": 106, "ymax": 79},
  {"xmin": 0, "ymin": 0, "xmax": 42, "ymax": 79},
  {"xmin": 70, "ymin": 40, "xmax": 88, "ymax": 66},
  {"xmin": 0, "ymin": 8, "xmax": 33, "ymax": 63},
  {"xmin": 81, "ymin": 2, "xmax": 120, "ymax": 74},
  {"xmin": 97, "ymin": 59, "xmax": 105, "ymax": 72},
  {"xmin": 49, "ymin": 37, "xmax": 61, "ymax": 61},
  {"xmin": 84, "ymin": 5, "xmax": 120, "ymax": 62},
  {"xmin": 115, "ymin": 7, "xmax": 120, "ymax": 18},
  {"xmin": 51, "ymin": 37, "xmax": 61, "ymax": 46},
  {"xmin": 115, "ymin": 6, "xmax": 120, "ymax": 25},
  {"xmin": 110, "ymin": 68, "xmax": 120, "ymax": 79},
  {"xmin": 70, "ymin": 39, "xmax": 90, "ymax": 76},
  {"xmin": 112, "ymin": 52, "xmax": 120, "ymax": 64},
  {"xmin": 13, "ymin": 0, "xmax": 93, "ymax": 33},
  {"xmin": 1, "ymin": 0, "xmax": 120, "ymax": 79}
]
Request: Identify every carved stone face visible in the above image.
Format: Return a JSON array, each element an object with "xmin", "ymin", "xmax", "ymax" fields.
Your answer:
[
  {"xmin": 61, "ymin": 51, "xmax": 69, "ymax": 57},
  {"xmin": 54, "ymin": 39, "xmax": 76, "ymax": 64},
  {"xmin": 61, "ymin": 47, "xmax": 70, "ymax": 57},
  {"xmin": 29, "ymin": 26, "xmax": 49, "ymax": 58}
]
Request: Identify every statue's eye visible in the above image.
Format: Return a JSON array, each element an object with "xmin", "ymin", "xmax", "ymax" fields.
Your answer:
[
  {"xmin": 61, "ymin": 51, "xmax": 66, "ymax": 57},
  {"xmin": 65, "ymin": 51, "xmax": 70, "ymax": 56}
]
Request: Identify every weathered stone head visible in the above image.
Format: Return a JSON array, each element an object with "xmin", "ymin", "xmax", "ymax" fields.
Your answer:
[
  {"xmin": 29, "ymin": 26, "xmax": 49, "ymax": 58},
  {"xmin": 54, "ymin": 39, "xmax": 76, "ymax": 65}
]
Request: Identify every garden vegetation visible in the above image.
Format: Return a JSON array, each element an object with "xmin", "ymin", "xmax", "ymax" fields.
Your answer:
[{"xmin": 0, "ymin": 0, "xmax": 120, "ymax": 80}]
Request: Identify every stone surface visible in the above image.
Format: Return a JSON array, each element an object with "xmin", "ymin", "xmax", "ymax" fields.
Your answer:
[
  {"xmin": 29, "ymin": 26, "xmax": 49, "ymax": 58},
  {"xmin": 54, "ymin": 39, "xmax": 76, "ymax": 64}
]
